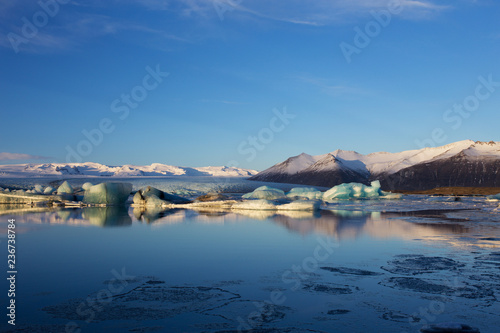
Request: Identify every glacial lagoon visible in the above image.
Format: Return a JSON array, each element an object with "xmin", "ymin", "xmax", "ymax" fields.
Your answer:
[{"xmin": 1, "ymin": 178, "xmax": 500, "ymax": 333}]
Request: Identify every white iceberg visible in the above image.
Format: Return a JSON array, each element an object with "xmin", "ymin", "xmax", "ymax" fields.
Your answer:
[
  {"xmin": 34, "ymin": 184, "xmax": 44, "ymax": 194},
  {"xmin": 57, "ymin": 181, "xmax": 73, "ymax": 194},
  {"xmin": 44, "ymin": 186, "xmax": 55, "ymax": 194},
  {"xmin": 82, "ymin": 182, "xmax": 94, "ymax": 191},
  {"xmin": 242, "ymin": 186, "xmax": 286, "ymax": 200},
  {"xmin": 82, "ymin": 182, "xmax": 132, "ymax": 205},
  {"xmin": 286, "ymin": 187, "xmax": 323, "ymax": 200}
]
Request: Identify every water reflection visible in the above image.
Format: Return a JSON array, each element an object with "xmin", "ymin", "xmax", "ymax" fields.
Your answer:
[
  {"xmin": 0, "ymin": 205, "xmax": 132, "ymax": 227},
  {"xmin": 82, "ymin": 207, "xmax": 132, "ymax": 227},
  {"xmin": 272, "ymin": 210, "xmax": 468, "ymax": 240}
]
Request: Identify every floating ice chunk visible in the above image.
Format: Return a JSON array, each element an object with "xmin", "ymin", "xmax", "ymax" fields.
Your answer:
[
  {"xmin": 242, "ymin": 186, "xmax": 286, "ymax": 200},
  {"xmin": 82, "ymin": 182, "xmax": 93, "ymax": 191},
  {"xmin": 323, "ymin": 181, "xmax": 400, "ymax": 201},
  {"xmin": 276, "ymin": 200, "xmax": 321, "ymax": 211},
  {"xmin": 83, "ymin": 182, "xmax": 132, "ymax": 205},
  {"xmin": 133, "ymin": 186, "xmax": 191, "ymax": 205},
  {"xmin": 133, "ymin": 191, "xmax": 144, "ymax": 204},
  {"xmin": 44, "ymin": 186, "xmax": 55, "ymax": 194},
  {"xmin": 162, "ymin": 192, "xmax": 191, "ymax": 204},
  {"xmin": 34, "ymin": 184, "xmax": 44, "ymax": 194},
  {"xmin": 232, "ymin": 199, "xmax": 279, "ymax": 210},
  {"xmin": 488, "ymin": 192, "xmax": 500, "ymax": 200},
  {"xmin": 57, "ymin": 181, "xmax": 73, "ymax": 194},
  {"xmin": 141, "ymin": 186, "xmax": 163, "ymax": 198},
  {"xmin": 323, "ymin": 183, "xmax": 356, "ymax": 200},
  {"xmin": 286, "ymin": 187, "xmax": 323, "ymax": 200},
  {"xmin": 145, "ymin": 194, "xmax": 167, "ymax": 207}
]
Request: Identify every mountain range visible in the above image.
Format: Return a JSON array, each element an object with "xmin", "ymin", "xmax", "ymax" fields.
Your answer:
[
  {"xmin": 0, "ymin": 162, "xmax": 258, "ymax": 178},
  {"xmin": 249, "ymin": 140, "xmax": 500, "ymax": 191}
]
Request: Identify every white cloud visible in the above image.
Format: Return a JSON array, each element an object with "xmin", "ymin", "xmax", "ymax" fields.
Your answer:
[
  {"xmin": 0, "ymin": 153, "xmax": 50, "ymax": 161},
  {"xmin": 0, "ymin": 0, "xmax": 453, "ymax": 53},
  {"xmin": 177, "ymin": 0, "xmax": 451, "ymax": 24},
  {"xmin": 0, "ymin": 3, "xmax": 191, "ymax": 53}
]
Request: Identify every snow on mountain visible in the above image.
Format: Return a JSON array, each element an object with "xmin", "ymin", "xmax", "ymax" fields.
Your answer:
[
  {"xmin": 250, "ymin": 140, "xmax": 500, "ymax": 190},
  {"xmin": 256, "ymin": 153, "xmax": 322, "ymax": 177},
  {"xmin": 0, "ymin": 162, "xmax": 258, "ymax": 178}
]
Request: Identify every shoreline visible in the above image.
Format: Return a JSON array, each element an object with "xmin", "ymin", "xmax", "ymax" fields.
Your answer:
[{"xmin": 393, "ymin": 187, "xmax": 500, "ymax": 196}]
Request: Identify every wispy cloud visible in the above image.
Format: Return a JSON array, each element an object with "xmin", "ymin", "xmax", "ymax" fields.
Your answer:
[
  {"xmin": 0, "ymin": 2, "xmax": 191, "ymax": 53},
  {"xmin": 177, "ymin": 0, "xmax": 452, "ymax": 25},
  {"xmin": 0, "ymin": 0, "xmax": 454, "ymax": 54},
  {"xmin": 295, "ymin": 75, "xmax": 369, "ymax": 97},
  {"xmin": 0, "ymin": 153, "xmax": 50, "ymax": 161}
]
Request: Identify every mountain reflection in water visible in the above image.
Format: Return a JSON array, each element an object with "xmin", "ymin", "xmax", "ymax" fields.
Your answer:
[{"xmin": 0, "ymin": 204, "xmax": 471, "ymax": 242}]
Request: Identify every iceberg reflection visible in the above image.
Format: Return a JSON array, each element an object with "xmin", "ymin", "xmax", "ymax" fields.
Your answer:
[{"xmin": 272, "ymin": 209, "xmax": 468, "ymax": 241}]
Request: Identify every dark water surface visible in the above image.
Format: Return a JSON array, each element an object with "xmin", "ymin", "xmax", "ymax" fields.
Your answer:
[{"xmin": 1, "ymin": 197, "xmax": 500, "ymax": 332}]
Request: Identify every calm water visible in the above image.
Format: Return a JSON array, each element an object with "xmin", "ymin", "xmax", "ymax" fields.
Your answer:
[{"xmin": 1, "ymin": 180, "xmax": 500, "ymax": 332}]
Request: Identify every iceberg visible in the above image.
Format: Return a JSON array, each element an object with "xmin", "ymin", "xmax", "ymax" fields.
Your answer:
[
  {"xmin": 57, "ymin": 181, "xmax": 73, "ymax": 194},
  {"xmin": 488, "ymin": 192, "xmax": 500, "ymax": 200},
  {"xmin": 145, "ymin": 194, "xmax": 167, "ymax": 207},
  {"xmin": 44, "ymin": 186, "xmax": 55, "ymax": 194},
  {"xmin": 83, "ymin": 182, "xmax": 132, "ymax": 205},
  {"xmin": 82, "ymin": 182, "xmax": 94, "ymax": 191},
  {"xmin": 132, "ymin": 186, "xmax": 191, "ymax": 206},
  {"xmin": 323, "ymin": 180, "xmax": 400, "ymax": 201},
  {"xmin": 242, "ymin": 186, "xmax": 286, "ymax": 200},
  {"xmin": 286, "ymin": 187, "xmax": 323, "ymax": 200},
  {"xmin": 34, "ymin": 184, "xmax": 44, "ymax": 194}
]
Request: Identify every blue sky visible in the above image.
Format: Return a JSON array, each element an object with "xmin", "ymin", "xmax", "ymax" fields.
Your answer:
[{"xmin": 1, "ymin": 0, "xmax": 499, "ymax": 170}]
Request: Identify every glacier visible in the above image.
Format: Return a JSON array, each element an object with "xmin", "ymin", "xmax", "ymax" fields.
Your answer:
[{"xmin": 0, "ymin": 162, "xmax": 258, "ymax": 178}]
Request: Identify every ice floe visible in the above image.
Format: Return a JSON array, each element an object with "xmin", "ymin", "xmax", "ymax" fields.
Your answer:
[
  {"xmin": 82, "ymin": 182, "xmax": 132, "ymax": 205},
  {"xmin": 323, "ymin": 180, "xmax": 401, "ymax": 201},
  {"xmin": 132, "ymin": 186, "xmax": 192, "ymax": 206},
  {"xmin": 43, "ymin": 186, "xmax": 55, "ymax": 194},
  {"xmin": 286, "ymin": 187, "xmax": 323, "ymax": 200},
  {"xmin": 57, "ymin": 181, "xmax": 73, "ymax": 194},
  {"xmin": 242, "ymin": 186, "xmax": 286, "ymax": 200}
]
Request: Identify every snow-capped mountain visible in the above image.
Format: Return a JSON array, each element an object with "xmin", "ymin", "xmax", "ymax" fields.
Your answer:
[
  {"xmin": 0, "ymin": 162, "xmax": 258, "ymax": 178},
  {"xmin": 250, "ymin": 140, "xmax": 500, "ymax": 190}
]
